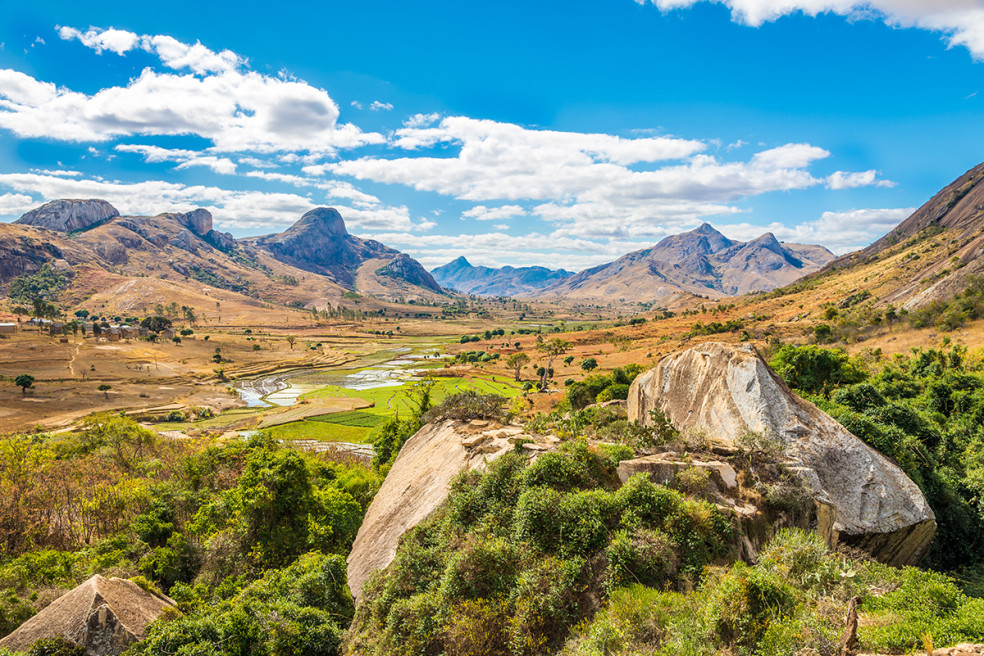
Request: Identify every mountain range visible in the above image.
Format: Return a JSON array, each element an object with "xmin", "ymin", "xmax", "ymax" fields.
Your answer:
[
  {"xmin": 431, "ymin": 224, "xmax": 835, "ymax": 304},
  {"xmin": 430, "ymin": 257, "xmax": 574, "ymax": 297},
  {"xmin": 6, "ymin": 158, "xmax": 984, "ymax": 315},
  {"xmin": 0, "ymin": 200, "xmax": 444, "ymax": 316}
]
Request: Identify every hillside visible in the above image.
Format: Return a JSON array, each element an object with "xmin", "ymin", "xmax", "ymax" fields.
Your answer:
[
  {"xmin": 536, "ymin": 223, "xmax": 834, "ymax": 303},
  {"xmin": 0, "ymin": 200, "xmax": 446, "ymax": 314},
  {"xmin": 430, "ymin": 256, "xmax": 574, "ymax": 296},
  {"xmin": 826, "ymin": 161, "xmax": 984, "ymax": 309}
]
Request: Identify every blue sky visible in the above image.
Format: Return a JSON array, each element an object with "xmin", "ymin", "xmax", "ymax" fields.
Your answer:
[{"xmin": 0, "ymin": 0, "xmax": 982, "ymax": 270}]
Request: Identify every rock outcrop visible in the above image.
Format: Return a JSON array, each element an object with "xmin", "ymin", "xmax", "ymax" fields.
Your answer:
[
  {"xmin": 178, "ymin": 208, "xmax": 213, "ymax": 236},
  {"xmin": 627, "ymin": 342, "xmax": 936, "ymax": 566},
  {"xmin": 346, "ymin": 420, "xmax": 558, "ymax": 599},
  {"xmin": 0, "ymin": 575, "xmax": 175, "ymax": 655},
  {"xmin": 16, "ymin": 199, "xmax": 119, "ymax": 233}
]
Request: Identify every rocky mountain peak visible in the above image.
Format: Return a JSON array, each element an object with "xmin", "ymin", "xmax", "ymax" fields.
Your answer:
[{"xmin": 16, "ymin": 199, "xmax": 120, "ymax": 233}]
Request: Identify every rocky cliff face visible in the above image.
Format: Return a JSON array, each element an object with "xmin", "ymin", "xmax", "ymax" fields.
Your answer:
[
  {"xmin": 627, "ymin": 342, "xmax": 936, "ymax": 565},
  {"xmin": 15, "ymin": 199, "xmax": 120, "ymax": 232},
  {"xmin": 430, "ymin": 256, "xmax": 574, "ymax": 296}
]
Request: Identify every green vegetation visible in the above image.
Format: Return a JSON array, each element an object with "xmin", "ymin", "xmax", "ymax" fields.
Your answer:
[
  {"xmin": 564, "ymin": 365, "xmax": 644, "ymax": 411},
  {"xmin": 563, "ymin": 529, "xmax": 984, "ymax": 656},
  {"xmin": 7, "ymin": 263, "xmax": 67, "ymax": 304},
  {"xmin": 0, "ymin": 417, "xmax": 380, "ymax": 654},
  {"xmin": 772, "ymin": 343, "xmax": 984, "ymax": 573},
  {"xmin": 347, "ymin": 442, "xmax": 734, "ymax": 656}
]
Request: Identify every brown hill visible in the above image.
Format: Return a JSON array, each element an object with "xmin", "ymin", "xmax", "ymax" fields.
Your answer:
[
  {"xmin": 0, "ymin": 201, "xmax": 446, "ymax": 314},
  {"xmin": 536, "ymin": 223, "xmax": 834, "ymax": 303}
]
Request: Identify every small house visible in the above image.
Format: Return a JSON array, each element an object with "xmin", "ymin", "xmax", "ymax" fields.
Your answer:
[{"xmin": 0, "ymin": 323, "xmax": 16, "ymax": 334}]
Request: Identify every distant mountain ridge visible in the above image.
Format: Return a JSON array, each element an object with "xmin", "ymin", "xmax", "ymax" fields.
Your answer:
[
  {"xmin": 536, "ymin": 223, "xmax": 835, "ymax": 303},
  {"xmin": 430, "ymin": 257, "xmax": 574, "ymax": 296}
]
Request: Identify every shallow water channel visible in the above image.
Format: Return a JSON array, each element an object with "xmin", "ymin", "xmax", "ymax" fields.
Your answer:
[{"xmin": 233, "ymin": 345, "xmax": 441, "ymax": 408}]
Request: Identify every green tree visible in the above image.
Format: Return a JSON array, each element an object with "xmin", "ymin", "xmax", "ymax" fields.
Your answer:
[
  {"xmin": 581, "ymin": 357, "xmax": 598, "ymax": 372},
  {"xmin": 506, "ymin": 352, "xmax": 530, "ymax": 381},
  {"xmin": 286, "ymin": 335, "xmax": 297, "ymax": 350},
  {"xmin": 98, "ymin": 384, "xmax": 111, "ymax": 399},
  {"xmin": 14, "ymin": 374, "xmax": 34, "ymax": 394},
  {"xmin": 141, "ymin": 316, "xmax": 172, "ymax": 333},
  {"xmin": 535, "ymin": 338, "xmax": 571, "ymax": 390}
]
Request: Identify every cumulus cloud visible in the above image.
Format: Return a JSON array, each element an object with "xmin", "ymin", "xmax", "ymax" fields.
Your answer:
[
  {"xmin": 0, "ymin": 192, "xmax": 37, "ymax": 216},
  {"xmin": 461, "ymin": 205, "xmax": 527, "ymax": 221},
  {"xmin": 642, "ymin": 0, "xmax": 984, "ymax": 60},
  {"xmin": 321, "ymin": 117, "xmax": 889, "ymax": 241},
  {"xmin": 369, "ymin": 101, "xmax": 394, "ymax": 111},
  {"xmin": 827, "ymin": 169, "xmax": 896, "ymax": 189},
  {"xmin": 0, "ymin": 27, "xmax": 382, "ymax": 153},
  {"xmin": 115, "ymin": 144, "xmax": 237, "ymax": 174},
  {"xmin": 57, "ymin": 26, "xmax": 139, "ymax": 55},
  {"xmin": 367, "ymin": 230, "xmax": 653, "ymax": 270}
]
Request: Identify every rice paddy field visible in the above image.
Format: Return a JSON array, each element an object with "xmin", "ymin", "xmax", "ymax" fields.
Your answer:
[{"xmin": 152, "ymin": 339, "xmax": 524, "ymax": 446}]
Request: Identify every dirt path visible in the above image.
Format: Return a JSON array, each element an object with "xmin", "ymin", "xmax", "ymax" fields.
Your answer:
[{"xmin": 67, "ymin": 341, "xmax": 82, "ymax": 378}]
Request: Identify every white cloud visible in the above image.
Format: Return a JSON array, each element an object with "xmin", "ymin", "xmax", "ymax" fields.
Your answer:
[
  {"xmin": 461, "ymin": 204, "xmax": 527, "ymax": 221},
  {"xmin": 1, "ymin": 27, "xmax": 382, "ymax": 153},
  {"xmin": 403, "ymin": 112, "xmax": 441, "ymax": 128},
  {"xmin": 115, "ymin": 144, "xmax": 237, "ymax": 175},
  {"xmin": 827, "ymin": 169, "xmax": 896, "ymax": 189},
  {"xmin": 320, "ymin": 116, "xmax": 891, "ymax": 242},
  {"xmin": 0, "ymin": 192, "xmax": 37, "ymax": 216},
  {"xmin": 57, "ymin": 26, "xmax": 139, "ymax": 55},
  {"xmin": 369, "ymin": 229, "xmax": 657, "ymax": 270},
  {"xmin": 643, "ymin": 0, "xmax": 984, "ymax": 60},
  {"xmin": 369, "ymin": 101, "xmax": 394, "ymax": 111}
]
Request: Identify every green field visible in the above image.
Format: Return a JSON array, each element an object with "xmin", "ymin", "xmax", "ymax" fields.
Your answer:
[{"xmin": 274, "ymin": 373, "xmax": 524, "ymax": 444}]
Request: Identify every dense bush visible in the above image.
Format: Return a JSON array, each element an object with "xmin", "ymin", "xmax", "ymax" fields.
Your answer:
[
  {"xmin": 562, "ymin": 529, "xmax": 984, "ymax": 656},
  {"xmin": 565, "ymin": 366, "xmax": 643, "ymax": 411},
  {"xmin": 769, "ymin": 344, "xmax": 866, "ymax": 395},
  {"xmin": 775, "ymin": 344, "xmax": 984, "ymax": 572},
  {"xmin": 420, "ymin": 391, "xmax": 506, "ymax": 424},
  {"xmin": 0, "ymin": 421, "xmax": 377, "ymax": 656},
  {"xmin": 346, "ymin": 442, "xmax": 734, "ymax": 656},
  {"xmin": 7, "ymin": 264, "xmax": 67, "ymax": 304}
]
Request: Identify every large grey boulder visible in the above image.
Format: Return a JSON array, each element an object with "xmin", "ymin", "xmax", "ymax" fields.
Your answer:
[
  {"xmin": 627, "ymin": 341, "xmax": 936, "ymax": 566},
  {"xmin": 346, "ymin": 420, "xmax": 556, "ymax": 600},
  {"xmin": 16, "ymin": 199, "xmax": 119, "ymax": 232},
  {"xmin": 0, "ymin": 575, "xmax": 175, "ymax": 655}
]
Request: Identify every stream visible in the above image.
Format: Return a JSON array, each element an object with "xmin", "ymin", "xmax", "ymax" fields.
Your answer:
[{"xmin": 233, "ymin": 345, "xmax": 441, "ymax": 408}]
